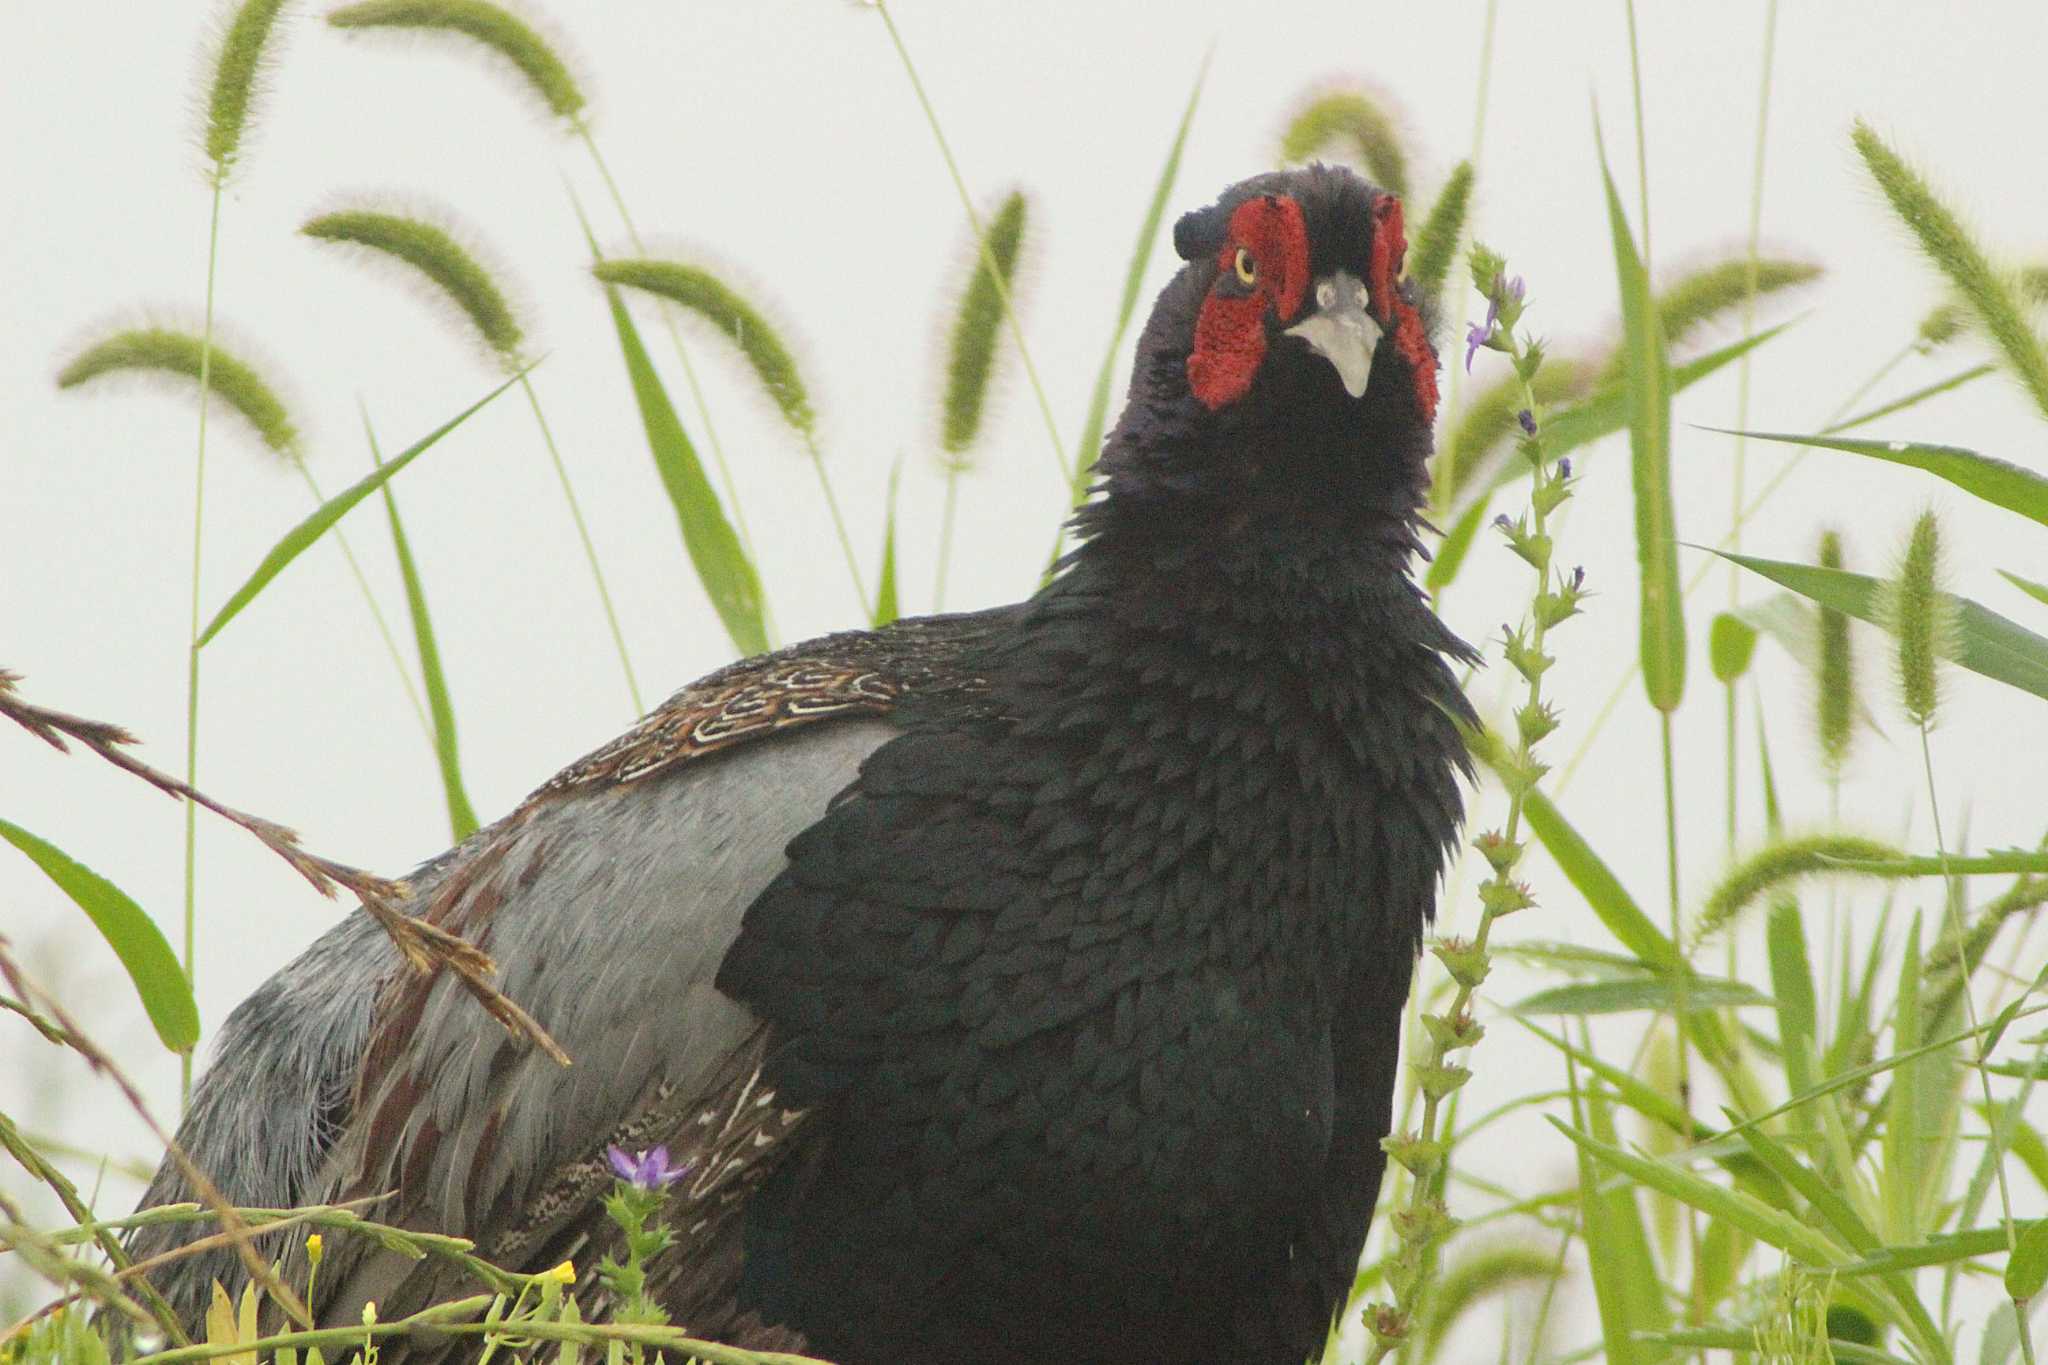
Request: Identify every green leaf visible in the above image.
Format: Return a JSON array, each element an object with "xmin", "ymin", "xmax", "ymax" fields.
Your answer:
[
  {"xmin": 197, "ymin": 370, "xmax": 522, "ymax": 646},
  {"xmin": 1570, "ymin": 1086, "xmax": 1671, "ymax": 1363},
  {"xmin": 2011, "ymin": 1212, "xmax": 2048, "ymax": 1302},
  {"xmin": 0, "ymin": 817, "xmax": 199, "ymax": 1052},
  {"xmin": 1597, "ymin": 121, "xmax": 1684, "ymax": 711},
  {"xmin": 1551, "ymin": 1115, "xmax": 1849, "ymax": 1266},
  {"xmin": 1841, "ymin": 1221, "xmax": 2048, "ymax": 1276},
  {"xmin": 366, "ymin": 414, "xmax": 479, "ymax": 842},
  {"xmin": 1824, "ymin": 849, "xmax": 2048, "ymax": 877},
  {"xmin": 1883, "ymin": 914, "xmax": 1930, "ymax": 1242},
  {"xmin": 1827, "ymin": 362, "xmax": 1995, "ymax": 434},
  {"xmin": 1521, "ymin": 788, "xmax": 1679, "ymax": 971},
  {"xmin": 874, "ymin": 455, "xmax": 903, "ymax": 627},
  {"xmin": 1715, "ymin": 549, "xmax": 2048, "ymax": 705},
  {"xmin": 1514, "ymin": 976, "xmax": 1771, "ymax": 1016},
  {"xmin": 2002, "ymin": 569, "xmax": 2048, "ymax": 610},
  {"xmin": 1767, "ymin": 892, "xmax": 1821, "ymax": 1126},
  {"xmin": 600, "ymin": 283, "xmax": 768, "ymax": 656},
  {"xmin": 1714, "ymin": 428, "xmax": 2048, "ymax": 529}
]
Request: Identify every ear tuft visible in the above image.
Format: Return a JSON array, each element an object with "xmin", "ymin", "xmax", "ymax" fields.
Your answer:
[{"xmin": 1173, "ymin": 203, "xmax": 1227, "ymax": 262}]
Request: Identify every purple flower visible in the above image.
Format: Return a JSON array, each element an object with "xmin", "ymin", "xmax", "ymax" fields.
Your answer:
[
  {"xmin": 607, "ymin": 1144, "xmax": 688, "ymax": 1190},
  {"xmin": 1557, "ymin": 457, "xmax": 1572, "ymax": 480},
  {"xmin": 1464, "ymin": 321, "xmax": 1492, "ymax": 373},
  {"xmin": 1517, "ymin": 409, "xmax": 1537, "ymax": 436}
]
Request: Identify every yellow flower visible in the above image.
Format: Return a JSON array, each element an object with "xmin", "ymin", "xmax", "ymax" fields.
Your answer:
[
  {"xmin": 305, "ymin": 1233, "xmax": 324, "ymax": 1268},
  {"xmin": 539, "ymin": 1260, "xmax": 576, "ymax": 1286}
]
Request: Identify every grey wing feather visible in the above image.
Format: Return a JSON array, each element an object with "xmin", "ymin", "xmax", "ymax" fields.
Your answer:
[{"xmin": 306, "ymin": 718, "xmax": 896, "ymax": 1331}]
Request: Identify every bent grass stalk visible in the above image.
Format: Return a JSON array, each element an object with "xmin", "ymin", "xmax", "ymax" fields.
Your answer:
[
  {"xmin": 303, "ymin": 206, "xmax": 644, "ymax": 712},
  {"xmin": 1365, "ymin": 257, "xmax": 1584, "ymax": 1359}
]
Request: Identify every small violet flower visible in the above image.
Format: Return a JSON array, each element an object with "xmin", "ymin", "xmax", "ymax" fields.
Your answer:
[
  {"xmin": 607, "ymin": 1143, "xmax": 689, "ymax": 1190},
  {"xmin": 1464, "ymin": 321, "xmax": 1492, "ymax": 373},
  {"xmin": 1517, "ymin": 409, "xmax": 1538, "ymax": 436}
]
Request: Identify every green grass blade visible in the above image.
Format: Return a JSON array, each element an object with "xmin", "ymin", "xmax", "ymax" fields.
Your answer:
[
  {"xmin": 365, "ymin": 414, "xmax": 479, "ymax": 843},
  {"xmin": 875, "ymin": 455, "xmax": 903, "ymax": 628},
  {"xmin": 1766, "ymin": 891, "xmax": 1820, "ymax": 1124},
  {"xmin": 2008, "ymin": 1219, "xmax": 2048, "ymax": 1300},
  {"xmin": 595, "ymin": 259, "xmax": 814, "ymax": 437},
  {"xmin": 1520, "ymin": 787, "xmax": 1679, "ymax": 971},
  {"xmin": 2003, "ymin": 569, "xmax": 2048, "ymax": 610},
  {"xmin": 1596, "ymin": 121, "xmax": 1684, "ymax": 712},
  {"xmin": 1824, "ymin": 849, "xmax": 2048, "ymax": 877},
  {"xmin": 1406, "ymin": 161, "xmax": 1473, "ymax": 312},
  {"xmin": 1711, "ymin": 428, "xmax": 2048, "ymax": 528},
  {"xmin": 1883, "ymin": 914, "xmax": 1928, "ymax": 1242},
  {"xmin": 600, "ymin": 282, "xmax": 768, "ymax": 656},
  {"xmin": 1840, "ymin": 1221, "xmax": 2048, "ymax": 1276},
  {"xmin": 1514, "ymin": 976, "xmax": 1771, "ymax": 1016},
  {"xmin": 1521, "ymin": 1019, "xmax": 1703, "ymax": 1140},
  {"xmin": 1714, "ymin": 549, "xmax": 2048, "ymax": 705},
  {"xmin": 1569, "ymin": 1086, "xmax": 1672, "ymax": 1362},
  {"xmin": 1550, "ymin": 1115, "xmax": 1849, "ymax": 1266},
  {"xmin": 1416, "ymin": 1243, "xmax": 1556, "ymax": 1360},
  {"xmin": 0, "ymin": 817, "xmax": 199, "ymax": 1053},
  {"xmin": 1827, "ymin": 362, "xmax": 1995, "ymax": 434},
  {"xmin": 196, "ymin": 369, "xmax": 523, "ymax": 646},
  {"xmin": 1067, "ymin": 58, "xmax": 1206, "ymax": 510}
]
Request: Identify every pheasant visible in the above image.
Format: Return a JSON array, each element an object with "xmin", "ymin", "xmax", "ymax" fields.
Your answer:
[{"xmin": 134, "ymin": 163, "xmax": 1474, "ymax": 1365}]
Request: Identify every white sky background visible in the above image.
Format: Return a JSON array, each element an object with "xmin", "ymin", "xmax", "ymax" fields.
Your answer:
[{"xmin": 5, "ymin": 0, "xmax": 2048, "ymax": 1353}]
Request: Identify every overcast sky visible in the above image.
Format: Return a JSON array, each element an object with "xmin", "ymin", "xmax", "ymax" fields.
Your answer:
[{"xmin": 5, "ymin": 2, "xmax": 2047, "ymax": 1351}]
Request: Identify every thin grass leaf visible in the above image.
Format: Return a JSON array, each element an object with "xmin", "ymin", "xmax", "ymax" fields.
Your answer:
[
  {"xmin": 2005, "ymin": 1117, "xmax": 2048, "ymax": 1194},
  {"xmin": 1277, "ymin": 87, "xmax": 1407, "ymax": 197},
  {"xmin": 196, "ymin": 369, "xmax": 522, "ymax": 646},
  {"xmin": 2003, "ymin": 570, "xmax": 2048, "ymax": 610},
  {"xmin": 203, "ymin": 0, "xmax": 292, "ymax": 176},
  {"xmin": 1883, "ymin": 914, "xmax": 1930, "ymax": 1242},
  {"xmin": 596, "ymin": 259, "xmax": 813, "ymax": 436},
  {"xmin": 327, "ymin": 0, "xmax": 583, "ymax": 120},
  {"xmin": 939, "ymin": 190, "xmax": 1029, "ymax": 457},
  {"xmin": 0, "ymin": 818, "xmax": 200, "ymax": 1053},
  {"xmin": 1852, "ymin": 120, "xmax": 2048, "ymax": 420},
  {"xmin": 1841, "ymin": 1221, "xmax": 2048, "ymax": 1276},
  {"xmin": 366, "ymin": 416, "xmax": 478, "ymax": 842},
  {"xmin": 1596, "ymin": 121, "xmax": 1683, "ymax": 712},
  {"xmin": 56, "ymin": 328, "xmax": 299, "ymax": 455},
  {"xmin": 1712, "ymin": 429, "xmax": 2048, "ymax": 529},
  {"xmin": 1828, "ymin": 362, "xmax": 1995, "ymax": 434},
  {"xmin": 1520, "ymin": 788, "xmax": 1679, "ymax": 971},
  {"xmin": 303, "ymin": 208, "xmax": 524, "ymax": 365},
  {"xmin": 1715, "ymin": 549, "xmax": 2048, "ymax": 705},
  {"xmin": 1569, "ymin": 1084, "xmax": 1671, "ymax": 1364},
  {"xmin": 1406, "ymin": 161, "xmax": 1472, "ymax": 312},
  {"xmin": 874, "ymin": 455, "xmax": 902, "ymax": 627},
  {"xmin": 1068, "ymin": 58, "xmax": 1205, "ymax": 510},
  {"xmin": 1641, "ymin": 1327, "xmax": 1911, "ymax": 1365},
  {"xmin": 1825, "ymin": 849, "xmax": 2048, "ymax": 877},
  {"xmin": 1515, "ymin": 977, "xmax": 1771, "ymax": 1016},
  {"xmin": 599, "ymin": 282, "xmax": 767, "ymax": 656},
  {"xmin": 1522, "ymin": 1019, "xmax": 1702, "ymax": 1141},
  {"xmin": 2009, "ymin": 1215, "xmax": 2048, "ymax": 1300},
  {"xmin": 1694, "ymin": 835, "xmax": 1906, "ymax": 944},
  {"xmin": 1550, "ymin": 1116, "xmax": 1850, "ymax": 1267}
]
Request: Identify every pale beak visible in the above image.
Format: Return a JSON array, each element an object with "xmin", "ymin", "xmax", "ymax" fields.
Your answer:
[{"xmin": 1284, "ymin": 270, "xmax": 1381, "ymax": 399}]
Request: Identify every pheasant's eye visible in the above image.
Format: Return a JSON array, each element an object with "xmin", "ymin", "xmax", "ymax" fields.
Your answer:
[{"xmin": 1232, "ymin": 247, "xmax": 1257, "ymax": 287}]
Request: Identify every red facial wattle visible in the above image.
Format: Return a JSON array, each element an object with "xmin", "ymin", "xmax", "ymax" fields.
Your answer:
[
  {"xmin": 1367, "ymin": 193, "xmax": 1439, "ymax": 425},
  {"xmin": 1186, "ymin": 194, "xmax": 1309, "ymax": 410}
]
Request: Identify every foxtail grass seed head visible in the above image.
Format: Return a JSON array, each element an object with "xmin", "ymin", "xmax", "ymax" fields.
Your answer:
[
  {"xmin": 302, "ymin": 206, "xmax": 525, "ymax": 367},
  {"xmin": 201, "ymin": 0, "xmax": 293, "ymax": 179},
  {"xmin": 1816, "ymin": 529, "xmax": 1857, "ymax": 772},
  {"xmin": 1276, "ymin": 86, "xmax": 1408, "ymax": 198},
  {"xmin": 1883, "ymin": 510, "xmax": 1953, "ymax": 726},
  {"xmin": 1404, "ymin": 161, "xmax": 1471, "ymax": 309},
  {"xmin": 1694, "ymin": 834, "xmax": 1906, "ymax": 945},
  {"xmin": 940, "ymin": 189, "xmax": 1030, "ymax": 462},
  {"xmin": 1653, "ymin": 257, "xmax": 1821, "ymax": 351},
  {"xmin": 595, "ymin": 258, "xmax": 815, "ymax": 436},
  {"xmin": 328, "ymin": 0, "xmax": 585, "ymax": 122},
  {"xmin": 1851, "ymin": 119, "xmax": 2048, "ymax": 420},
  {"xmin": 56, "ymin": 327, "xmax": 301, "ymax": 456}
]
